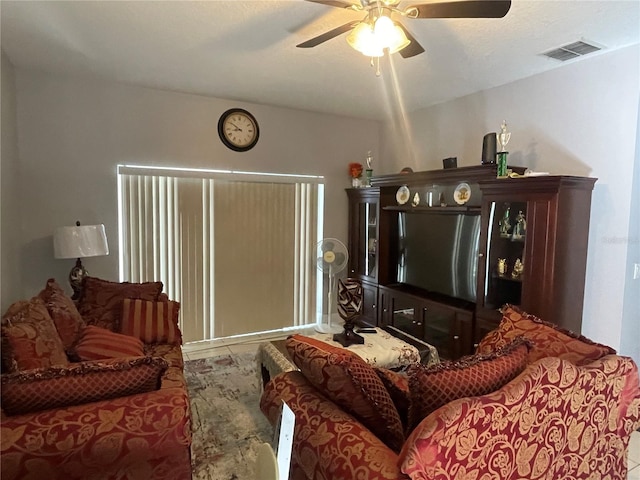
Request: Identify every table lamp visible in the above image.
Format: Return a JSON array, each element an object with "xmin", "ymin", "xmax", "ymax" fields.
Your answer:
[{"xmin": 53, "ymin": 221, "xmax": 109, "ymax": 299}]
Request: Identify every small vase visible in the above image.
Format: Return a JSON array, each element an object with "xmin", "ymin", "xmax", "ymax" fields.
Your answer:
[{"xmin": 352, "ymin": 177, "xmax": 362, "ymax": 188}]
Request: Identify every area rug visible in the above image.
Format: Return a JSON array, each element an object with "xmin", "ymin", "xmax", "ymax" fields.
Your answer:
[{"xmin": 185, "ymin": 351, "xmax": 274, "ymax": 480}]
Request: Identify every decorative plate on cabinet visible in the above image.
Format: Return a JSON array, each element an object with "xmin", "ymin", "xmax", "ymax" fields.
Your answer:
[
  {"xmin": 396, "ymin": 185, "xmax": 410, "ymax": 205},
  {"xmin": 454, "ymin": 182, "xmax": 471, "ymax": 205}
]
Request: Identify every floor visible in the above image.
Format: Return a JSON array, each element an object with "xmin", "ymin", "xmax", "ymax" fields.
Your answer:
[{"xmin": 183, "ymin": 330, "xmax": 640, "ymax": 479}]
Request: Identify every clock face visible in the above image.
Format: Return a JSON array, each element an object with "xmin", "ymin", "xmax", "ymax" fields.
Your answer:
[{"xmin": 218, "ymin": 108, "xmax": 259, "ymax": 152}]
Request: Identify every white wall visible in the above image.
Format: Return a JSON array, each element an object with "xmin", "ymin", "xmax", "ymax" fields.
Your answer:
[
  {"xmin": 380, "ymin": 45, "xmax": 640, "ymax": 357},
  {"xmin": 1, "ymin": 52, "xmax": 22, "ymax": 312},
  {"xmin": 12, "ymin": 69, "xmax": 381, "ymax": 301},
  {"xmin": 620, "ymin": 96, "xmax": 640, "ymax": 362}
]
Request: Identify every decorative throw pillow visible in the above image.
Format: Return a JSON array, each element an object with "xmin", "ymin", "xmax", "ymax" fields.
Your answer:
[
  {"xmin": 1, "ymin": 300, "xmax": 30, "ymax": 373},
  {"xmin": 77, "ymin": 276, "xmax": 164, "ymax": 332},
  {"xmin": 407, "ymin": 337, "xmax": 530, "ymax": 433},
  {"xmin": 0, "ymin": 356, "xmax": 168, "ymax": 415},
  {"xmin": 374, "ymin": 367, "xmax": 410, "ymax": 430},
  {"xmin": 1, "ymin": 297, "xmax": 69, "ymax": 372},
  {"xmin": 75, "ymin": 325, "xmax": 145, "ymax": 360},
  {"xmin": 476, "ymin": 304, "xmax": 615, "ymax": 366},
  {"xmin": 286, "ymin": 334, "xmax": 405, "ymax": 452},
  {"xmin": 39, "ymin": 278, "xmax": 86, "ymax": 356},
  {"xmin": 121, "ymin": 298, "xmax": 182, "ymax": 345}
]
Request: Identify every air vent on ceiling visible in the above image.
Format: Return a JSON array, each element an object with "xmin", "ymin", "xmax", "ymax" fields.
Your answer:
[{"xmin": 542, "ymin": 40, "xmax": 603, "ymax": 62}]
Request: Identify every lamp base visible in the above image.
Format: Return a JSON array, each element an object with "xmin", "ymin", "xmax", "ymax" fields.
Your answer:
[{"xmin": 69, "ymin": 258, "xmax": 88, "ymax": 300}]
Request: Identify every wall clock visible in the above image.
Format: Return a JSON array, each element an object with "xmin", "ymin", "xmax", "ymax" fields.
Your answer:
[{"xmin": 217, "ymin": 108, "xmax": 260, "ymax": 152}]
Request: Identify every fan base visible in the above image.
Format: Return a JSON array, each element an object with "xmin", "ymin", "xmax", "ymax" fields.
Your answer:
[{"xmin": 314, "ymin": 323, "xmax": 343, "ymax": 334}]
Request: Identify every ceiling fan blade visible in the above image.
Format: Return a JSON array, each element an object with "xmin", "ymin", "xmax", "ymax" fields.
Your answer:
[
  {"xmin": 296, "ymin": 21, "xmax": 360, "ymax": 48},
  {"xmin": 397, "ymin": 24, "xmax": 425, "ymax": 58},
  {"xmin": 405, "ymin": 0, "xmax": 511, "ymax": 19},
  {"xmin": 305, "ymin": 0, "xmax": 361, "ymax": 9}
]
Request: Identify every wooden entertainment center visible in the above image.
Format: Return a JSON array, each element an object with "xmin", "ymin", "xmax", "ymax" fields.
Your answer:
[{"xmin": 346, "ymin": 164, "xmax": 596, "ymax": 360}]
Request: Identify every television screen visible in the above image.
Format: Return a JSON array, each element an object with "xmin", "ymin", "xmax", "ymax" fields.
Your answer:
[{"xmin": 396, "ymin": 212, "xmax": 481, "ymax": 303}]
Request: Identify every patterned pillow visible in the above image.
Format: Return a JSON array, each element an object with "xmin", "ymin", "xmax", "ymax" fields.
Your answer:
[
  {"xmin": 374, "ymin": 367, "xmax": 410, "ymax": 430},
  {"xmin": 1, "ymin": 297, "xmax": 69, "ymax": 372},
  {"xmin": 75, "ymin": 325, "xmax": 145, "ymax": 360},
  {"xmin": 0, "ymin": 356, "xmax": 168, "ymax": 415},
  {"xmin": 477, "ymin": 304, "xmax": 615, "ymax": 366},
  {"xmin": 1, "ymin": 300, "xmax": 29, "ymax": 372},
  {"xmin": 77, "ymin": 276, "xmax": 163, "ymax": 332},
  {"xmin": 407, "ymin": 337, "xmax": 530, "ymax": 433},
  {"xmin": 121, "ymin": 298, "xmax": 182, "ymax": 345},
  {"xmin": 286, "ymin": 334, "xmax": 405, "ymax": 452},
  {"xmin": 39, "ymin": 278, "xmax": 86, "ymax": 356}
]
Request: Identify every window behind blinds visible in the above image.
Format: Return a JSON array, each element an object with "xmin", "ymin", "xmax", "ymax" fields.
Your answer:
[{"xmin": 118, "ymin": 166, "xmax": 323, "ymax": 342}]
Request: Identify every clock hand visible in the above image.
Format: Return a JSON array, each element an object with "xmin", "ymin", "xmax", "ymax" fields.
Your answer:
[{"xmin": 229, "ymin": 122, "xmax": 243, "ymax": 132}]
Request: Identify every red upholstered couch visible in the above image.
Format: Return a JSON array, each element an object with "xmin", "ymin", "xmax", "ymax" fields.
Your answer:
[
  {"xmin": 0, "ymin": 277, "xmax": 192, "ymax": 480},
  {"xmin": 260, "ymin": 306, "xmax": 640, "ymax": 480}
]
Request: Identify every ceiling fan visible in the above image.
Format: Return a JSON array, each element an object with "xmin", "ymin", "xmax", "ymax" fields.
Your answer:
[{"xmin": 297, "ymin": 0, "xmax": 512, "ymax": 60}]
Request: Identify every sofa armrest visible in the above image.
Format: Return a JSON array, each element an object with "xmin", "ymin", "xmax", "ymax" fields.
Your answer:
[
  {"xmin": 1, "ymin": 386, "xmax": 191, "ymax": 480},
  {"xmin": 260, "ymin": 370, "xmax": 406, "ymax": 480},
  {"xmin": 399, "ymin": 355, "xmax": 640, "ymax": 479}
]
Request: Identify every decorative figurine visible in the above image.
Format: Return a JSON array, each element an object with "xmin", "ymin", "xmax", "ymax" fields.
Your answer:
[
  {"xmin": 512, "ymin": 210, "xmax": 527, "ymax": 240},
  {"xmin": 497, "ymin": 258, "xmax": 507, "ymax": 276},
  {"xmin": 512, "ymin": 258, "xmax": 524, "ymax": 279},
  {"xmin": 496, "ymin": 120, "xmax": 511, "ymax": 178},
  {"xmin": 499, "ymin": 206, "xmax": 511, "ymax": 237},
  {"xmin": 333, "ymin": 278, "xmax": 365, "ymax": 347}
]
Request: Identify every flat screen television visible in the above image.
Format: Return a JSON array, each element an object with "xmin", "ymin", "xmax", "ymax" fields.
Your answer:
[{"xmin": 396, "ymin": 211, "xmax": 481, "ymax": 303}]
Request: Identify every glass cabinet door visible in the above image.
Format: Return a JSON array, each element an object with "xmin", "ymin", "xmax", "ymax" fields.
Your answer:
[
  {"xmin": 483, "ymin": 200, "xmax": 527, "ymax": 310},
  {"xmin": 389, "ymin": 295, "xmax": 424, "ymax": 339},
  {"xmin": 357, "ymin": 201, "xmax": 378, "ymax": 279}
]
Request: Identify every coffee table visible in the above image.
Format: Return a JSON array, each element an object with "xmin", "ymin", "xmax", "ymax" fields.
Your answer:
[{"xmin": 256, "ymin": 327, "xmax": 439, "ymax": 388}]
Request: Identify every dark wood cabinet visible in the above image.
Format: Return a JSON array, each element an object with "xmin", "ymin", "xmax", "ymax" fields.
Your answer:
[
  {"xmin": 346, "ymin": 188, "xmax": 380, "ymax": 283},
  {"xmin": 346, "ymin": 167, "xmax": 596, "ymax": 360},
  {"xmin": 476, "ymin": 176, "xmax": 596, "ymax": 334},
  {"xmin": 378, "ymin": 285, "xmax": 473, "ymax": 360},
  {"xmin": 360, "ymin": 280, "xmax": 378, "ymax": 327}
]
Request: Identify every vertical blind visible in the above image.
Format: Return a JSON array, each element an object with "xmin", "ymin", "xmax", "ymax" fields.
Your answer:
[{"xmin": 118, "ymin": 166, "xmax": 323, "ymax": 343}]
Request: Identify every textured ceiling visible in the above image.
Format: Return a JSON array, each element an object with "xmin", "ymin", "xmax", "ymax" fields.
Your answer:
[{"xmin": 1, "ymin": 0, "xmax": 638, "ymax": 120}]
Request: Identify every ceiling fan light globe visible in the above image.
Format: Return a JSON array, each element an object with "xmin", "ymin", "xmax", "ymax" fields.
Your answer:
[
  {"xmin": 347, "ymin": 21, "xmax": 384, "ymax": 56},
  {"xmin": 373, "ymin": 15, "xmax": 395, "ymax": 40},
  {"xmin": 387, "ymin": 25, "xmax": 411, "ymax": 54},
  {"xmin": 372, "ymin": 15, "xmax": 409, "ymax": 53},
  {"xmin": 361, "ymin": 44, "xmax": 385, "ymax": 57}
]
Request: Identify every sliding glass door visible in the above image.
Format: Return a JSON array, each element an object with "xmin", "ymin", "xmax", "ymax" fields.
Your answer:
[{"xmin": 118, "ymin": 165, "xmax": 323, "ymax": 343}]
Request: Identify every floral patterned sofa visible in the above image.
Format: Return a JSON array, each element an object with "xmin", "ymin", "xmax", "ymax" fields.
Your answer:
[
  {"xmin": 0, "ymin": 277, "xmax": 192, "ymax": 480},
  {"xmin": 260, "ymin": 305, "xmax": 640, "ymax": 480}
]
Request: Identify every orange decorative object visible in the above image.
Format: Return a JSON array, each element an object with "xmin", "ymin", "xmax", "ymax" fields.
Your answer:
[{"xmin": 349, "ymin": 162, "xmax": 363, "ymax": 178}]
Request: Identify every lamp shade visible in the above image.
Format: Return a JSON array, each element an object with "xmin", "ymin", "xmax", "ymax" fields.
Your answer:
[{"xmin": 53, "ymin": 224, "xmax": 109, "ymax": 259}]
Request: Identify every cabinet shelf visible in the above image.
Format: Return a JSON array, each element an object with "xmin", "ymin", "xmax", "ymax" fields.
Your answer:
[
  {"xmin": 383, "ymin": 205, "xmax": 481, "ymax": 214},
  {"xmin": 492, "ymin": 274, "xmax": 523, "ymax": 284},
  {"xmin": 495, "ymin": 235, "xmax": 526, "ymax": 243}
]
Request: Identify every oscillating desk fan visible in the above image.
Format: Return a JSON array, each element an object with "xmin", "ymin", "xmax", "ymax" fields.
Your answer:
[{"xmin": 315, "ymin": 238, "xmax": 349, "ymax": 333}]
